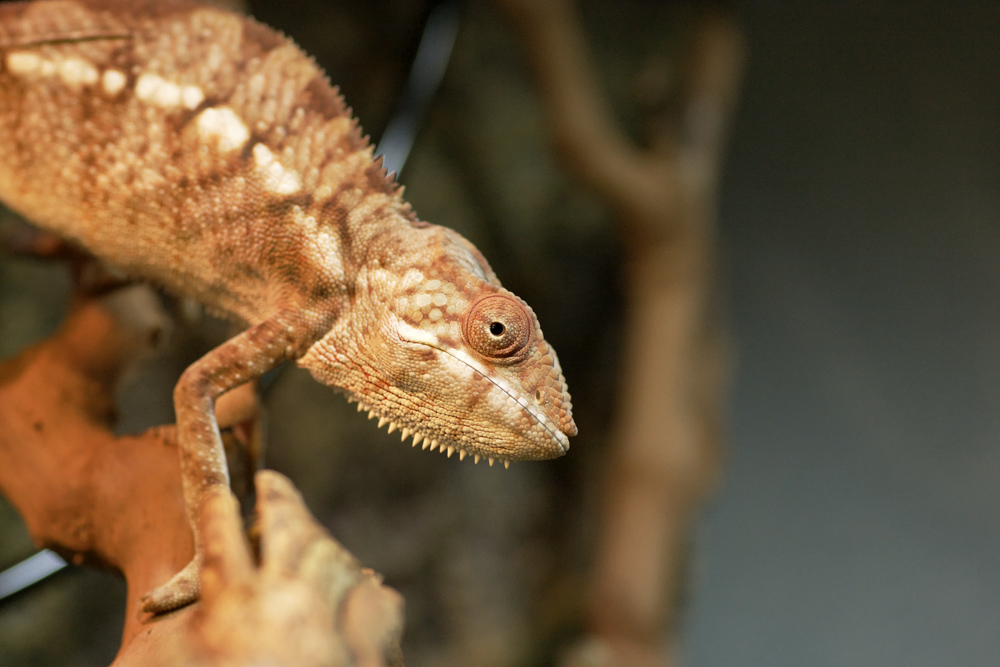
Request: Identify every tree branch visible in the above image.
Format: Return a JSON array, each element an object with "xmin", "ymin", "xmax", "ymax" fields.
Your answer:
[
  {"xmin": 0, "ymin": 280, "xmax": 403, "ymax": 666},
  {"xmin": 495, "ymin": 2, "xmax": 744, "ymax": 664}
]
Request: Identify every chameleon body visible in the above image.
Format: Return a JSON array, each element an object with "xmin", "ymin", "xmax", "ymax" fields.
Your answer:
[{"xmin": 0, "ymin": 0, "xmax": 576, "ymax": 612}]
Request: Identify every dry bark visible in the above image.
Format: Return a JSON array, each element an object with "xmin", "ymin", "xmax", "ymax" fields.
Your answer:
[
  {"xmin": 495, "ymin": 1, "xmax": 744, "ymax": 664},
  {"xmin": 0, "ymin": 276, "xmax": 403, "ymax": 666}
]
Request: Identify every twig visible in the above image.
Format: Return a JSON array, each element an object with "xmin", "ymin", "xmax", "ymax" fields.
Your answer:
[
  {"xmin": 0, "ymin": 281, "xmax": 403, "ymax": 665},
  {"xmin": 495, "ymin": 1, "xmax": 744, "ymax": 664}
]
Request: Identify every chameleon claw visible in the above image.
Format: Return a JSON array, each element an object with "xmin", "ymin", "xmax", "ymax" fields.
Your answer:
[{"xmin": 140, "ymin": 556, "xmax": 202, "ymax": 614}]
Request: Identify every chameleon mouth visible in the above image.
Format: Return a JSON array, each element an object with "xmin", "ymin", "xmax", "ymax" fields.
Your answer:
[
  {"xmin": 433, "ymin": 344, "xmax": 570, "ymax": 454},
  {"xmin": 362, "ymin": 319, "xmax": 568, "ymax": 462},
  {"xmin": 401, "ymin": 336, "xmax": 570, "ymax": 458},
  {"xmin": 345, "ymin": 395, "xmax": 514, "ymax": 468}
]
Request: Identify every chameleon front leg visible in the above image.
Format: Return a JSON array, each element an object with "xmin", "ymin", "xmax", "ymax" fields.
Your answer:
[{"xmin": 140, "ymin": 313, "xmax": 316, "ymax": 614}]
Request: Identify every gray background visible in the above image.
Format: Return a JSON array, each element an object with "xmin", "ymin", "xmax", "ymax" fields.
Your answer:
[{"xmin": 687, "ymin": 2, "xmax": 1000, "ymax": 665}]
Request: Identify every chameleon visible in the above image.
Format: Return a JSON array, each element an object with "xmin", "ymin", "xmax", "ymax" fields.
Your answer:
[{"xmin": 0, "ymin": 0, "xmax": 576, "ymax": 613}]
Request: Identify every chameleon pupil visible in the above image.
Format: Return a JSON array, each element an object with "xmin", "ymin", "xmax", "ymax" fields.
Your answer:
[{"xmin": 490, "ymin": 322, "xmax": 505, "ymax": 336}]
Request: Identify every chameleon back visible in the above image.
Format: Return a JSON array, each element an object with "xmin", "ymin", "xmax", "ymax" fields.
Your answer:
[{"xmin": 0, "ymin": 0, "xmax": 404, "ymax": 324}]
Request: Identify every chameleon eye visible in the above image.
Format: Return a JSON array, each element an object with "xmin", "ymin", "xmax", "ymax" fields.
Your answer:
[{"xmin": 463, "ymin": 295, "xmax": 533, "ymax": 361}]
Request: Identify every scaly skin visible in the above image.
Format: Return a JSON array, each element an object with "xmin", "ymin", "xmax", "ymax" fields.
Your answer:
[{"xmin": 0, "ymin": 0, "xmax": 576, "ymax": 613}]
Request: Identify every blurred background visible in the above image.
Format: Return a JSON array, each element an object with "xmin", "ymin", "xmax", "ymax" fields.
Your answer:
[{"xmin": 1, "ymin": 0, "xmax": 998, "ymax": 665}]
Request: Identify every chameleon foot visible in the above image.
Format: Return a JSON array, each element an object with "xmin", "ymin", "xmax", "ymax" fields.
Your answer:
[{"xmin": 140, "ymin": 555, "xmax": 202, "ymax": 614}]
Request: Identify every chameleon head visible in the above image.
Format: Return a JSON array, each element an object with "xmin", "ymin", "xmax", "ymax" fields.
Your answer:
[{"xmin": 298, "ymin": 225, "xmax": 577, "ymax": 465}]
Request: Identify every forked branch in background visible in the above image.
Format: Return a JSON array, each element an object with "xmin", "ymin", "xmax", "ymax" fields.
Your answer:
[{"xmin": 496, "ymin": 0, "xmax": 744, "ymax": 664}]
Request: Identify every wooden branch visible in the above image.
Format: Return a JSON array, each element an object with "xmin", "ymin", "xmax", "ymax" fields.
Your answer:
[
  {"xmin": 0, "ymin": 279, "xmax": 403, "ymax": 666},
  {"xmin": 145, "ymin": 471, "xmax": 405, "ymax": 667},
  {"xmin": 497, "ymin": 0, "xmax": 743, "ymax": 241},
  {"xmin": 495, "ymin": 2, "xmax": 744, "ymax": 665},
  {"xmin": 674, "ymin": 14, "xmax": 746, "ymax": 199},
  {"xmin": 493, "ymin": 0, "xmax": 679, "ymax": 232}
]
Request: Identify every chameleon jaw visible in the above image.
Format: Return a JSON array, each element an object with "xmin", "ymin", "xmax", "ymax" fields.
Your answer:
[
  {"xmin": 299, "ymin": 325, "xmax": 568, "ymax": 464},
  {"xmin": 346, "ymin": 395, "xmax": 514, "ymax": 468},
  {"xmin": 393, "ymin": 328, "xmax": 572, "ymax": 458}
]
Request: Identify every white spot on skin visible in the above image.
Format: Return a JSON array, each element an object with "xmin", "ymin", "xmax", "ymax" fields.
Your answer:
[
  {"xmin": 7, "ymin": 53, "xmax": 98, "ymax": 88},
  {"xmin": 182, "ymin": 85, "xmax": 205, "ymax": 109},
  {"xmin": 440, "ymin": 350, "xmax": 475, "ymax": 381},
  {"xmin": 136, "ymin": 73, "xmax": 204, "ymax": 109},
  {"xmin": 58, "ymin": 57, "xmax": 98, "ymax": 86},
  {"xmin": 394, "ymin": 269, "xmax": 428, "ymax": 294},
  {"xmin": 136, "ymin": 73, "xmax": 177, "ymax": 106},
  {"xmin": 6, "ymin": 52, "xmax": 42, "ymax": 75},
  {"xmin": 289, "ymin": 206, "xmax": 343, "ymax": 276},
  {"xmin": 196, "ymin": 107, "xmax": 250, "ymax": 152},
  {"xmin": 315, "ymin": 184, "xmax": 333, "ymax": 201},
  {"xmin": 102, "ymin": 69, "xmax": 126, "ymax": 95},
  {"xmin": 252, "ymin": 143, "xmax": 302, "ymax": 195},
  {"xmin": 396, "ymin": 321, "xmax": 439, "ymax": 347}
]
